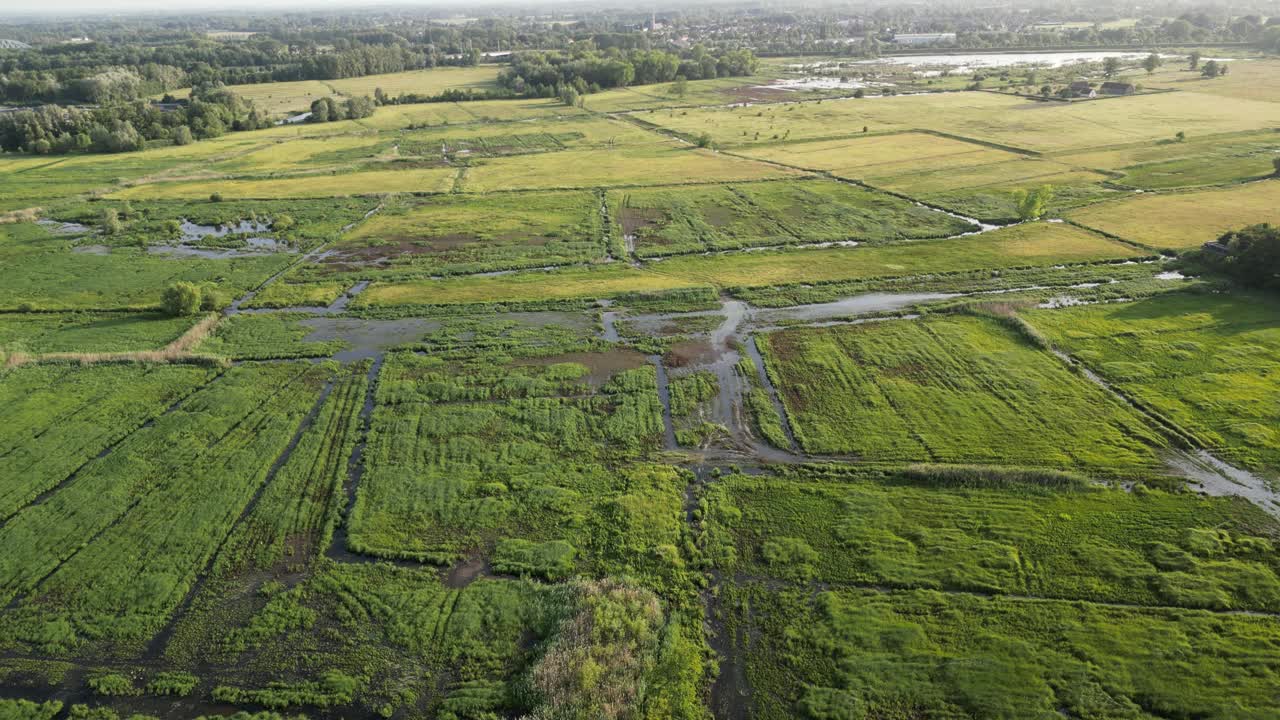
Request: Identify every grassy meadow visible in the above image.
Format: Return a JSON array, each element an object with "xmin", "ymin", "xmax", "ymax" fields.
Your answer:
[
  {"xmin": 757, "ymin": 314, "xmax": 1165, "ymax": 472},
  {"xmin": 1024, "ymin": 291, "xmax": 1280, "ymax": 475},
  {"xmin": 1067, "ymin": 179, "xmax": 1280, "ymax": 249},
  {"xmin": 4, "ymin": 48, "xmax": 1280, "ymax": 720}
]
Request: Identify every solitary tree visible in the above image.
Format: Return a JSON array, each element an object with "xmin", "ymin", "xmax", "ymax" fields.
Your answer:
[
  {"xmin": 1103, "ymin": 57, "xmax": 1121, "ymax": 77},
  {"xmin": 670, "ymin": 75, "xmax": 688, "ymax": 98},
  {"xmin": 1014, "ymin": 185, "xmax": 1055, "ymax": 221},
  {"xmin": 1188, "ymin": 51, "xmax": 1202, "ymax": 70},
  {"xmin": 695, "ymin": 132, "xmax": 713, "ymax": 148},
  {"xmin": 558, "ymin": 85, "xmax": 580, "ymax": 108},
  {"xmin": 1201, "ymin": 60, "xmax": 1224, "ymax": 78},
  {"xmin": 1143, "ymin": 53, "xmax": 1163, "ymax": 74},
  {"xmin": 1273, "ymin": 156, "xmax": 1280, "ymax": 176},
  {"xmin": 161, "ymin": 282, "xmax": 202, "ymax": 316},
  {"xmin": 100, "ymin": 208, "xmax": 122, "ymax": 235}
]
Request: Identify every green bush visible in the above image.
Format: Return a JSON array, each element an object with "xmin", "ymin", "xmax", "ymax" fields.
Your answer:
[
  {"xmin": 87, "ymin": 673, "xmax": 138, "ymax": 696},
  {"xmin": 161, "ymin": 281, "xmax": 202, "ymax": 316}
]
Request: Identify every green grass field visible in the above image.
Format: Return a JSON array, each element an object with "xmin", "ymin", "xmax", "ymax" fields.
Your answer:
[
  {"xmin": 704, "ymin": 468, "xmax": 1280, "ymax": 608},
  {"xmin": 307, "ymin": 190, "xmax": 605, "ymax": 278},
  {"xmin": 610, "ymin": 178, "xmax": 972, "ymax": 256},
  {"xmin": 5, "ymin": 40, "xmax": 1280, "ymax": 720},
  {"xmin": 758, "ymin": 314, "xmax": 1164, "ymax": 472},
  {"xmin": 1023, "ymin": 291, "xmax": 1280, "ymax": 475},
  {"xmin": 724, "ymin": 580, "xmax": 1280, "ymax": 720}
]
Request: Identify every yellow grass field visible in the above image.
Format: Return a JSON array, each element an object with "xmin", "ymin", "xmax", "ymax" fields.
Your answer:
[
  {"xmin": 1145, "ymin": 59, "xmax": 1280, "ymax": 104},
  {"xmin": 161, "ymin": 66, "xmax": 503, "ymax": 117},
  {"xmin": 646, "ymin": 89, "xmax": 1280, "ymax": 153},
  {"xmin": 460, "ymin": 144, "xmax": 806, "ymax": 191},
  {"xmin": 326, "ymin": 66, "xmax": 501, "ymax": 97},
  {"xmin": 869, "ymin": 158, "xmax": 1108, "ymax": 194},
  {"xmin": 738, "ymin": 132, "xmax": 1022, "ymax": 175},
  {"xmin": 354, "ymin": 98, "xmax": 587, "ymax": 130},
  {"xmin": 1052, "ymin": 130, "xmax": 1279, "ymax": 170},
  {"xmin": 110, "ymin": 166, "xmax": 457, "ymax": 200},
  {"xmin": 1067, "ymin": 180, "xmax": 1280, "ymax": 248},
  {"xmin": 356, "ymin": 221, "xmax": 1140, "ymax": 306},
  {"xmin": 357, "ymin": 265, "xmax": 702, "ymax": 306}
]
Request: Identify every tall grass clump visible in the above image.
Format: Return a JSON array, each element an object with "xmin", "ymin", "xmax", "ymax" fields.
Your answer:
[{"xmin": 901, "ymin": 463, "xmax": 1093, "ymax": 491}]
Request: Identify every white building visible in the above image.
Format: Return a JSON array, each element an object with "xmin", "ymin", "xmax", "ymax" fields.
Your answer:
[{"xmin": 892, "ymin": 33, "xmax": 957, "ymax": 46}]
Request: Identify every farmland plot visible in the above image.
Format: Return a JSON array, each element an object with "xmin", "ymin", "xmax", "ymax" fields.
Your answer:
[
  {"xmin": 1024, "ymin": 291, "xmax": 1280, "ymax": 475},
  {"xmin": 723, "ymin": 581, "xmax": 1280, "ymax": 720},
  {"xmin": 301, "ymin": 190, "xmax": 606, "ymax": 279},
  {"xmin": 703, "ymin": 469, "xmax": 1280, "ymax": 610},
  {"xmin": 757, "ymin": 314, "xmax": 1164, "ymax": 472},
  {"xmin": 0, "ymin": 362, "xmax": 336, "ymax": 650},
  {"xmin": 347, "ymin": 351, "xmax": 681, "ymax": 578},
  {"xmin": 610, "ymin": 179, "xmax": 972, "ymax": 257}
]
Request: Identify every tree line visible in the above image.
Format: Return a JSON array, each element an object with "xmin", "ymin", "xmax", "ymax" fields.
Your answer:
[
  {"xmin": 0, "ymin": 83, "xmax": 267, "ymax": 154},
  {"xmin": 497, "ymin": 44, "xmax": 758, "ymax": 98}
]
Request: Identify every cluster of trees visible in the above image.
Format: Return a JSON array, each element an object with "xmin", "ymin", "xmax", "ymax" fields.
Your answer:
[
  {"xmin": 161, "ymin": 281, "xmax": 227, "ymax": 316},
  {"xmin": 0, "ymin": 83, "xmax": 266, "ymax": 154},
  {"xmin": 498, "ymin": 44, "xmax": 758, "ymax": 98},
  {"xmin": 307, "ymin": 95, "xmax": 375, "ymax": 123},
  {"xmin": 0, "ymin": 32, "xmax": 490, "ymax": 105},
  {"xmin": 1207, "ymin": 224, "xmax": 1280, "ymax": 290}
]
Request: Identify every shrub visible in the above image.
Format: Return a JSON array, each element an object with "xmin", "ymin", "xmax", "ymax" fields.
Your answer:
[
  {"xmin": 0, "ymin": 699, "xmax": 63, "ymax": 720},
  {"xmin": 161, "ymin": 281, "xmax": 202, "ymax": 316},
  {"xmin": 695, "ymin": 132, "xmax": 713, "ymax": 148},
  {"xmin": 88, "ymin": 673, "xmax": 138, "ymax": 696},
  {"xmin": 200, "ymin": 285, "xmax": 228, "ymax": 311},
  {"xmin": 146, "ymin": 672, "xmax": 199, "ymax": 697},
  {"xmin": 763, "ymin": 536, "xmax": 819, "ymax": 571},
  {"xmin": 99, "ymin": 208, "xmax": 122, "ymax": 235},
  {"xmin": 210, "ymin": 192, "xmax": 223, "ymax": 203},
  {"xmin": 528, "ymin": 579, "xmax": 666, "ymax": 720}
]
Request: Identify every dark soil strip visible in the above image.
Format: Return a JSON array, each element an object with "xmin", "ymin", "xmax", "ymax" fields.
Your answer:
[
  {"xmin": 742, "ymin": 335, "xmax": 800, "ymax": 453},
  {"xmin": 326, "ymin": 353, "xmax": 386, "ymax": 562},
  {"xmin": 648, "ymin": 354, "xmax": 679, "ymax": 450}
]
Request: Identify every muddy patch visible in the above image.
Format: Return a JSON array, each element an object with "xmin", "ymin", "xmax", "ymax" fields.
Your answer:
[
  {"xmin": 301, "ymin": 318, "xmax": 442, "ymax": 362},
  {"xmin": 515, "ymin": 348, "xmax": 649, "ymax": 387},
  {"xmin": 665, "ymin": 338, "xmax": 723, "ymax": 368},
  {"xmin": 619, "ymin": 206, "xmax": 665, "ymax": 238},
  {"xmin": 443, "ymin": 553, "xmax": 488, "ymax": 589},
  {"xmin": 1164, "ymin": 449, "xmax": 1280, "ymax": 518},
  {"xmin": 752, "ymin": 292, "xmax": 959, "ymax": 327}
]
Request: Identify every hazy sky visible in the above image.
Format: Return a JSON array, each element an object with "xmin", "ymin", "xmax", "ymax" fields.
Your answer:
[{"xmin": 0, "ymin": 0, "xmax": 454, "ymax": 16}]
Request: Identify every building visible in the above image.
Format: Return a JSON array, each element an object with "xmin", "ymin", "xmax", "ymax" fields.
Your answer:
[
  {"xmin": 1068, "ymin": 81, "xmax": 1097, "ymax": 98},
  {"xmin": 1099, "ymin": 81, "xmax": 1137, "ymax": 96},
  {"xmin": 892, "ymin": 33, "xmax": 957, "ymax": 46}
]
